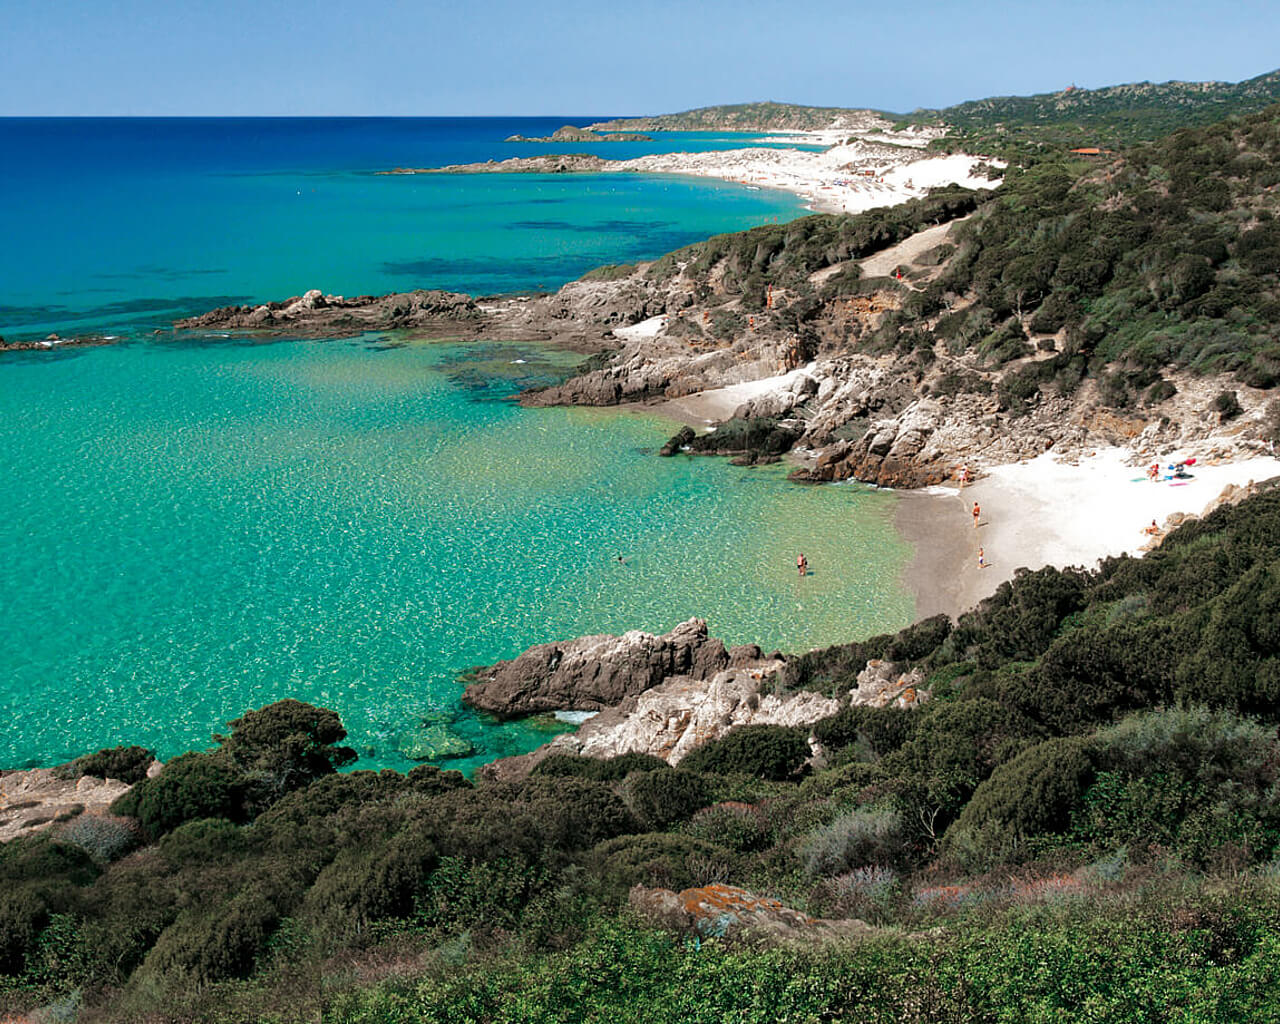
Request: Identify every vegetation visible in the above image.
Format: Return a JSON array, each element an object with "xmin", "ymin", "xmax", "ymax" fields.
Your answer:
[
  {"xmin": 3, "ymin": 484, "xmax": 1280, "ymax": 1020},
  {"xmin": 910, "ymin": 67, "xmax": 1280, "ymax": 161}
]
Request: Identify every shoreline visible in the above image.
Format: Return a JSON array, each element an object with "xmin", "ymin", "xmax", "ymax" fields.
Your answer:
[{"xmin": 897, "ymin": 448, "xmax": 1280, "ymax": 621}]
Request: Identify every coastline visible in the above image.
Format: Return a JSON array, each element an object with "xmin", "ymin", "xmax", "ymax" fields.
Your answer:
[{"xmin": 897, "ymin": 448, "xmax": 1280, "ymax": 621}]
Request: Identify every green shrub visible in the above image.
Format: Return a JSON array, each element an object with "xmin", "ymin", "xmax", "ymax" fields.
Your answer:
[
  {"xmin": 678, "ymin": 725, "xmax": 810, "ymax": 780},
  {"xmin": 0, "ymin": 887, "xmax": 49, "ymax": 974},
  {"xmin": 592, "ymin": 833, "xmax": 737, "ymax": 892},
  {"xmin": 799, "ymin": 805, "xmax": 909, "ymax": 876},
  {"xmin": 943, "ymin": 736, "xmax": 1096, "ymax": 866},
  {"xmin": 622, "ymin": 769, "xmax": 713, "ymax": 830},
  {"xmin": 56, "ymin": 814, "xmax": 142, "ymax": 864},
  {"xmin": 113, "ymin": 752, "xmax": 245, "ymax": 836},
  {"xmin": 531, "ymin": 752, "xmax": 667, "ymax": 781},
  {"xmin": 142, "ymin": 888, "xmax": 281, "ymax": 984},
  {"xmin": 685, "ymin": 803, "xmax": 768, "ymax": 852},
  {"xmin": 55, "ymin": 744, "xmax": 155, "ymax": 785},
  {"xmin": 304, "ymin": 831, "xmax": 438, "ymax": 936},
  {"xmin": 516, "ymin": 776, "xmax": 638, "ymax": 850},
  {"xmin": 1213, "ymin": 389, "xmax": 1243, "ymax": 420}
]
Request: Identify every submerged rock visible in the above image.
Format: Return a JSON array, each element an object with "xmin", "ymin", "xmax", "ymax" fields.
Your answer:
[{"xmin": 398, "ymin": 724, "xmax": 474, "ymax": 761}]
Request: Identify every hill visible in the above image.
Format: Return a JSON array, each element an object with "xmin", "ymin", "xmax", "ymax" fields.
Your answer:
[
  {"xmin": 912, "ymin": 67, "xmax": 1280, "ymax": 158},
  {"xmin": 589, "ymin": 101, "xmax": 887, "ymax": 133}
]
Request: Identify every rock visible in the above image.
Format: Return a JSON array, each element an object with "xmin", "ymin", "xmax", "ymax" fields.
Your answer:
[
  {"xmin": 477, "ymin": 658, "xmax": 838, "ymax": 779},
  {"xmin": 462, "ymin": 618, "xmax": 731, "ymax": 717},
  {"xmin": 398, "ymin": 723, "xmax": 474, "ymax": 761},
  {"xmin": 629, "ymin": 883, "xmax": 873, "ymax": 943},
  {"xmin": 659, "ymin": 426, "xmax": 696, "ymax": 456},
  {"xmin": 1, "ymin": 767, "xmax": 136, "ymax": 844},
  {"xmin": 850, "ymin": 659, "xmax": 930, "ymax": 708}
]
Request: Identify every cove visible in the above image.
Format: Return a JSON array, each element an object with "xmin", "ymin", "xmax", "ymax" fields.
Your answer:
[{"xmin": 0, "ymin": 336, "xmax": 914, "ymax": 773}]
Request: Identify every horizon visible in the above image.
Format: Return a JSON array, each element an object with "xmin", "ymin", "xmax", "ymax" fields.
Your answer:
[
  {"xmin": 2, "ymin": 61, "xmax": 1278, "ymax": 123},
  {"xmin": 4, "ymin": 0, "xmax": 1279, "ymax": 117}
]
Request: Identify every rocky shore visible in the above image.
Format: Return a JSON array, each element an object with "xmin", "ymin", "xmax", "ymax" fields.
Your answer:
[
  {"xmin": 504, "ymin": 125, "xmax": 651, "ymax": 143},
  {"xmin": 464, "ymin": 618, "xmax": 932, "ymax": 781}
]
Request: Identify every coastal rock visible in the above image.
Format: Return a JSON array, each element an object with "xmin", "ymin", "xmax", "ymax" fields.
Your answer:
[
  {"xmin": 175, "ymin": 289, "xmax": 481, "ymax": 339},
  {"xmin": 504, "ymin": 126, "xmax": 652, "ymax": 143},
  {"xmin": 850, "ymin": 660, "xmax": 930, "ymax": 708},
  {"xmin": 462, "ymin": 618, "xmax": 731, "ymax": 717},
  {"xmin": 0, "ymin": 767, "xmax": 137, "ymax": 844},
  {"xmin": 629, "ymin": 883, "xmax": 873, "ymax": 943},
  {"xmin": 478, "ymin": 658, "xmax": 839, "ymax": 780}
]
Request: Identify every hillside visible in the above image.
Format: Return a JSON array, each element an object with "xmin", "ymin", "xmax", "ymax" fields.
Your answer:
[
  {"xmin": 914, "ymin": 67, "xmax": 1280, "ymax": 158},
  {"xmin": 522, "ymin": 103, "xmax": 1280, "ymax": 489},
  {"xmin": 589, "ymin": 101, "xmax": 888, "ymax": 133}
]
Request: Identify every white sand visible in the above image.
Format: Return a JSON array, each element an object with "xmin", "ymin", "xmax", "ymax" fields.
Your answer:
[
  {"xmin": 615, "ymin": 148, "xmax": 1001, "ymax": 215},
  {"xmin": 612, "ymin": 314, "xmax": 667, "ymax": 341},
  {"xmin": 650, "ymin": 365, "xmax": 818, "ymax": 425},
  {"xmin": 905, "ymin": 448, "xmax": 1280, "ymax": 618}
]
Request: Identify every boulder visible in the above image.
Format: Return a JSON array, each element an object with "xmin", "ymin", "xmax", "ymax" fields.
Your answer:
[
  {"xmin": 462, "ymin": 618, "xmax": 732, "ymax": 717},
  {"xmin": 629, "ymin": 883, "xmax": 873, "ymax": 943},
  {"xmin": 851, "ymin": 659, "xmax": 930, "ymax": 708}
]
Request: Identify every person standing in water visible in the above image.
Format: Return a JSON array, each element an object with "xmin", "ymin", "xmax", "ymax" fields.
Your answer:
[{"xmin": 797, "ymin": 553, "xmax": 808, "ymax": 578}]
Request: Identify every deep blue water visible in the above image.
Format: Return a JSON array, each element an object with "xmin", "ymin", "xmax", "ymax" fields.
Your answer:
[{"xmin": 0, "ymin": 117, "xmax": 811, "ymax": 339}]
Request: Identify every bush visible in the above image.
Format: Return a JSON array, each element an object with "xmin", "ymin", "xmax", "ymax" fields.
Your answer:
[
  {"xmin": 943, "ymin": 736, "xmax": 1096, "ymax": 865},
  {"xmin": 678, "ymin": 725, "xmax": 811, "ymax": 780},
  {"xmin": 55, "ymin": 745, "xmax": 155, "ymax": 785},
  {"xmin": 57, "ymin": 815, "xmax": 143, "ymax": 864},
  {"xmin": 531, "ymin": 752, "xmax": 667, "ymax": 781},
  {"xmin": 1213, "ymin": 389, "xmax": 1243, "ymax": 420},
  {"xmin": 685, "ymin": 803, "xmax": 768, "ymax": 853},
  {"xmin": 215, "ymin": 699, "xmax": 357, "ymax": 793},
  {"xmin": 800, "ymin": 805, "xmax": 910, "ymax": 876},
  {"xmin": 592, "ymin": 833, "xmax": 737, "ymax": 892},
  {"xmin": 113, "ymin": 752, "xmax": 245, "ymax": 836},
  {"xmin": 0, "ymin": 887, "xmax": 48, "ymax": 974},
  {"xmin": 142, "ymin": 889, "xmax": 281, "ymax": 984},
  {"xmin": 304, "ymin": 831, "xmax": 438, "ymax": 937},
  {"xmin": 813, "ymin": 705, "xmax": 916, "ymax": 760},
  {"xmin": 622, "ymin": 769, "xmax": 713, "ymax": 830},
  {"xmin": 516, "ymin": 776, "xmax": 638, "ymax": 851}
]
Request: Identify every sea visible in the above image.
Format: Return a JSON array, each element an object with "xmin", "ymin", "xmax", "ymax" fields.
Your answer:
[{"xmin": 0, "ymin": 118, "xmax": 914, "ymax": 773}]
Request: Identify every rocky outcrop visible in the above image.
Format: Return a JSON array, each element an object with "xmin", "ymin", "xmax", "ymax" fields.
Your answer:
[
  {"xmin": 477, "ymin": 657, "xmax": 841, "ymax": 781},
  {"xmin": 175, "ymin": 289, "xmax": 481, "ymax": 338},
  {"xmin": 630, "ymin": 883, "xmax": 873, "ymax": 943},
  {"xmin": 383, "ymin": 154, "xmax": 616, "ymax": 175},
  {"xmin": 505, "ymin": 126, "xmax": 651, "ymax": 143},
  {"xmin": 1, "ymin": 767, "xmax": 142, "ymax": 843},
  {"xmin": 462, "ymin": 618, "xmax": 735, "ymax": 717},
  {"xmin": 850, "ymin": 659, "xmax": 930, "ymax": 709}
]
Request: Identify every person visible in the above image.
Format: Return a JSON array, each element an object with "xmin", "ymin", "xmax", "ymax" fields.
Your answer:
[
  {"xmin": 972, "ymin": 502, "xmax": 981, "ymax": 528},
  {"xmin": 977, "ymin": 547, "xmax": 985, "ymax": 568},
  {"xmin": 958, "ymin": 465, "xmax": 971, "ymax": 487},
  {"xmin": 1142, "ymin": 520, "xmax": 1159, "ymax": 536},
  {"xmin": 616, "ymin": 555, "xmax": 627, "ymax": 564},
  {"xmin": 797, "ymin": 553, "xmax": 808, "ymax": 578},
  {"xmin": 1148, "ymin": 463, "xmax": 1160, "ymax": 482}
]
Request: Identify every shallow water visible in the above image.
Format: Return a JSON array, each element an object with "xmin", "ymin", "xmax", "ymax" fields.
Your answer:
[{"xmin": 0, "ymin": 337, "xmax": 912, "ymax": 772}]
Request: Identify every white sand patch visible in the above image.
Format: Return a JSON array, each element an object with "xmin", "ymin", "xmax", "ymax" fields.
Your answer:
[
  {"xmin": 613, "ymin": 314, "xmax": 667, "ymax": 341},
  {"xmin": 647, "ymin": 364, "xmax": 818, "ymax": 425},
  {"xmin": 613, "ymin": 144, "xmax": 1002, "ymax": 216}
]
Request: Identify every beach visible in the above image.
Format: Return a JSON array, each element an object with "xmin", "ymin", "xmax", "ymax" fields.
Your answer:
[{"xmin": 899, "ymin": 448, "xmax": 1280, "ymax": 620}]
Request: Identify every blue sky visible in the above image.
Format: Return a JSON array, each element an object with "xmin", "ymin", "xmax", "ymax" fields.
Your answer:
[{"xmin": 3, "ymin": 0, "xmax": 1277, "ymax": 116}]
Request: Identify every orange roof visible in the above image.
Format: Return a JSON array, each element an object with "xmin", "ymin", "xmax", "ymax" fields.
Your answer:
[{"xmin": 1069, "ymin": 147, "xmax": 1103, "ymax": 155}]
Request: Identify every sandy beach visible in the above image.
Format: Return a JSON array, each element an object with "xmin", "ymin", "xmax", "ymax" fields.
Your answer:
[
  {"xmin": 619, "ymin": 147, "xmax": 1000, "ymax": 214},
  {"xmin": 899, "ymin": 448, "xmax": 1280, "ymax": 620}
]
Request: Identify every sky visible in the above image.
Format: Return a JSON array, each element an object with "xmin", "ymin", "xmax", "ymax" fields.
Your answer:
[{"xmin": 2, "ymin": 0, "xmax": 1278, "ymax": 116}]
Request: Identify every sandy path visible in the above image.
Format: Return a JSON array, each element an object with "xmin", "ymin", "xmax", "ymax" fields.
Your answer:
[
  {"xmin": 899, "ymin": 449, "xmax": 1280, "ymax": 620},
  {"xmin": 858, "ymin": 219, "xmax": 964, "ymax": 278}
]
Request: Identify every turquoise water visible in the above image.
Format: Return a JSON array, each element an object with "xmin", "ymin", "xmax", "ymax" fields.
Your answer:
[
  {"xmin": 0, "ymin": 118, "xmax": 913, "ymax": 772},
  {"xmin": 0, "ymin": 338, "xmax": 912, "ymax": 772}
]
